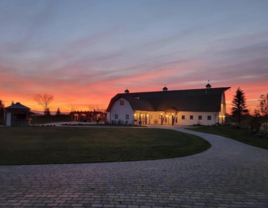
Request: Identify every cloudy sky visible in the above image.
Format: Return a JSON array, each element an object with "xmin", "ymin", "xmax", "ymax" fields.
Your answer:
[{"xmin": 0, "ymin": 0, "xmax": 268, "ymax": 113}]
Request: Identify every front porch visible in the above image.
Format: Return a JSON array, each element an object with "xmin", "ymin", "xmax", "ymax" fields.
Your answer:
[{"xmin": 134, "ymin": 109, "xmax": 178, "ymax": 126}]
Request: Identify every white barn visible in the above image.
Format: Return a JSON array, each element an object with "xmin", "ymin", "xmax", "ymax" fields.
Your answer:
[{"xmin": 106, "ymin": 84, "xmax": 230, "ymax": 126}]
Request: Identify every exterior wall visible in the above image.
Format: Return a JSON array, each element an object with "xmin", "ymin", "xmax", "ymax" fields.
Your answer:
[
  {"xmin": 109, "ymin": 98, "xmax": 134, "ymax": 124},
  {"xmin": 176, "ymin": 111, "xmax": 219, "ymax": 125},
  {"xmin": 133, "ymin": 111, "xmax": 220, "ymax": 125},
  {"xmin": 4, "ymin": 111, "xmax": 29, "ymax": 126},
  {"xmin": 218, "ymin": 92, "xmax": 226, "ymax": 123}
]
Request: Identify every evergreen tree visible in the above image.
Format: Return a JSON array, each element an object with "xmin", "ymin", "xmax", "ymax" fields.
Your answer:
[
  {"xmin": 231, "ymin": 87, "xmax": 248, "ymax": 125},
  {"xmin": 56, "ymin": 107, "xmax": 61, "ymax": 116}
]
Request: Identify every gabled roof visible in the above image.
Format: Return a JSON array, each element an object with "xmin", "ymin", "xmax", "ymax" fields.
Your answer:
[
  {"xmin": 107, "ymin": 87, "xmax": 230, "ymax": 112},
  {"xmin": 5, "ymin": 102, "xmax": 30, "ymax": 110}
]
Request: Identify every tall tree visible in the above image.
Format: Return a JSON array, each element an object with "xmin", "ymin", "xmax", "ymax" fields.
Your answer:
[
  {"xmin": 231, "ymin": 87, "xmax": 248, "ymax": 125},
  {"xmin": 56, "ymin": 107, "xmax": 61, "ymax": 116},
  {"xmin": 0, "ymin": 100, "xmax": 4, "ymax": 116},
  {"xmin": 34, "ymin": 94, "xmax": 54, "ymax": 114},
  {"xmin": 259, "ymin": 93, "xmax": 268, "ymax": 131}
]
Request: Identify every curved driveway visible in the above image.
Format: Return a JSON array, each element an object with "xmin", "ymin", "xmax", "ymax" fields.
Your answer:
[{"xmin": 0, "ymin": 126, "xmax": 268, "ymax": 208}]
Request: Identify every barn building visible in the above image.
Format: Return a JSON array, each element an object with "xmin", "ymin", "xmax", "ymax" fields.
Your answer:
[{"xmin": 106, "ymin": 84, "xmax": 230, "ymax": 125}]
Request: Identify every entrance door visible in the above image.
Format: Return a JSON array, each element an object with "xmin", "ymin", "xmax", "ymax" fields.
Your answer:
[
  {"xmin": 6, "ymin": 113, "xmax": 11, "ymax": 126},
  {"xmin": 168, "ymin": 115, "xmax": 172, "ymax": 125}
]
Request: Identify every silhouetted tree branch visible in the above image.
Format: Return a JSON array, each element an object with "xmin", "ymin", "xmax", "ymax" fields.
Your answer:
[{"xmin": 34, "ymin": 93, "xmax": 54, "ymax": 115}]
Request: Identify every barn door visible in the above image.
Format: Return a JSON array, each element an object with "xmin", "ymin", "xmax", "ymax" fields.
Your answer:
[{"xmin": 6, "ymin": 113, "xmax": 11, "ymax": 126}]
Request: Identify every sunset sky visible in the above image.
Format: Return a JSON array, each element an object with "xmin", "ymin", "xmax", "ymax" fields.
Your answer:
[{"xmin": 0, "ymin": 0, "xmax": 268, "ymax": 114}]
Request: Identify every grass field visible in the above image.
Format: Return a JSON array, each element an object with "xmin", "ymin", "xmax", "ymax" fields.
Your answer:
[
  {"xmin": 0, "ymin": 127, "xmax": 211, "ymax": 165},
  {"xmin": 61, "ymin": 123, "xmax": 146, "ymax": 127},
  {"xmin": 187, "ymin": 126, "xmax": 268, "ymax": 150},
  {"xmin": 0, "ymin": 116, "xmax": 3, "ymax": 125},
  {"xmin": 31, "ymin": 115, "xmax": 72, "ymax": 124}
]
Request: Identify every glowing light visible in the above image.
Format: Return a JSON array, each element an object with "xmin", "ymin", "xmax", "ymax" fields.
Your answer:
[{"xmin": 160, "ymin": 113, "xmax": 162, "ymax": 115}]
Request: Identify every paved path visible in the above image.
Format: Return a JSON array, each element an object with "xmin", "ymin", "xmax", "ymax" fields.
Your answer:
[{"xmin": 0, "ymin": 126, "xmax": 268, "ymax": 208}]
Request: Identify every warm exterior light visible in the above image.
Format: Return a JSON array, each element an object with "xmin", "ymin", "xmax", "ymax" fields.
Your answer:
[
  {"xmin": 134, "ymin": 114, "xmax": 136, "ymax": 116},
  {"xmin": 147, "ymin": 114, "xmax": 149, "ymax": 116},
  {"xmin": 161, "ymin": 113, "xmax": 162, "ymax": 115},
  {"xmin": 141, "ymin": 114, "xmax": 143, "ymax": 116}
]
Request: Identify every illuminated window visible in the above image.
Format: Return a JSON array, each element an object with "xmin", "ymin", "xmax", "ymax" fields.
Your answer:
[
  {"xmin": 190, "ymin": 115, "xmax": 193, "ymax": 120},
  {"xmin": 115, "ymin": 114, "xmax": 118, "ymax": 119},
  {"xmin": 207, "ymin": 115, "xmax": 211, "ymax": 120},
  {"xmin": 182, "ymin": 115, "xmax": 185, "ymax": 120},
  {"xmin": 126, "ymin": 114, "xmax": 129, "ymax": 119},
  {"xmin": 120, "ymin": 100, "xmax": 124, "ymax": 105}
]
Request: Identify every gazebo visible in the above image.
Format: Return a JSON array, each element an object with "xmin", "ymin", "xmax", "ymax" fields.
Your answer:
[{"xmin": 4, "ymin": 102, "xmax": 34, "ymax": 126}]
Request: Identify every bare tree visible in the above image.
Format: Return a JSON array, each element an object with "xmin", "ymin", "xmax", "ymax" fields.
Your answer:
[
  {"xmin": 88, "ymin": 105, "xmax": 99, "ymax": 111},
  {"xmin": 259, "ymin": 93, "xmax": 268, "ymax": 131},
  {"xmin": 34, "ymin": 94, "xmax": 54, "ymax": 114},
  {"xmin": 88, "ymin": 104, "xmax": 106, "ymax": 112}
]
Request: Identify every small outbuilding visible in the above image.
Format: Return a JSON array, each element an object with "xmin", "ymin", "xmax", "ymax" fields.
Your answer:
[{"xmin": 4, "ymin": 102, "xmax": 34, "ymax": 126}]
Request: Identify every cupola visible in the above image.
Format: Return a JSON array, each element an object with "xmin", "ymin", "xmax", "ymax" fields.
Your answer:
[
  {"xmin": 206, "ymin": 81, "xmax": 211, "ymax": 89},
  {"xmin": 163, "ymin": 86, "xmax": 168, "ymax": 92},
  {"xmin": 125, "ymin": 89, "xmax": 129, "ymax": 94}
]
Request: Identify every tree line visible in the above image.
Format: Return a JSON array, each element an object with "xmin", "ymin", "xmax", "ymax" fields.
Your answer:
[
  {"xmin": 0, "ymin": 93, "xmax": 106, "ymax": 117},
  {"xmin": 231, "ymin": 88, "xmax": 268, "ymax": 132}
]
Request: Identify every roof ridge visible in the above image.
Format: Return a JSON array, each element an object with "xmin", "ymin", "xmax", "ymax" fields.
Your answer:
[{"xmin": 117, "ymin": 87, "xmax": 230, "ymax": 95}]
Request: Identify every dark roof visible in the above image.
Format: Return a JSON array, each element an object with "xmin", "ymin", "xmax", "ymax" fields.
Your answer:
[
  {"xmin": 107, "ymin": 87, "xmax": 230, "ymax": 112},
  {"xmin": 5, "ymin": 102, "xmax": 30, "ymax": 110}
]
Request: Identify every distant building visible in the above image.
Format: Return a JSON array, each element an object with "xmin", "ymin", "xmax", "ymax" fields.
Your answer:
[
  {"xmin": 107, "ymin": 84, "xmax": 230, "ymax": 125},
  {"xmin": 4, "ymin": 102, "xmax": 34, "ymax": 126},
  {"xmin": 70, "ymin": 110, "xmax": 106, "ymax": 122}
]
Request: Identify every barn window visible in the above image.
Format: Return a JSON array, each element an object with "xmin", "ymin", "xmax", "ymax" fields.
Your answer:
[
  {"xmin": 207, "ymin": 115, "xmax": 211, "ymax": 120},
  {"xmin": 198, "ymin": 116, "xmax": 202, "ymax": 120},
  {"xmin": 115, "ymin": 114, "xmax": 118, "ymax": 119},
  {"xmin": 190, "ymin": 115, "xmax": 193, "ymax": 120},
  {"xmin": 126, "ymin": 114, "xmax": 129, "ymax": 119},
  {"xmin": 120, "ymin": 100, "xmax": 124, "ymax": 105},
  {"xmin": 182, "ymin": 115, "xmax": 185, "ymax": 120}
]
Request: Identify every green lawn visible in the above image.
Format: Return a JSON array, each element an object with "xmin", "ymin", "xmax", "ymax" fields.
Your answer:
[
  {"xmin": 31, "ymin": 115, "xmax": 72, "ymax": 124},
  {"xmin": 187, "ymin": 126, "xmax": 268, "ymax": 150},
  {"xmin": 0, "ymin": 127, "xmax": 211, "ymax": 165},
  {"xmin": 61, "ymin": 123, "xmax": 146, "ymax": 127},
  {"xmin": 0, "ymin": 116, "xmax": 3, "ymax": 125}
]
